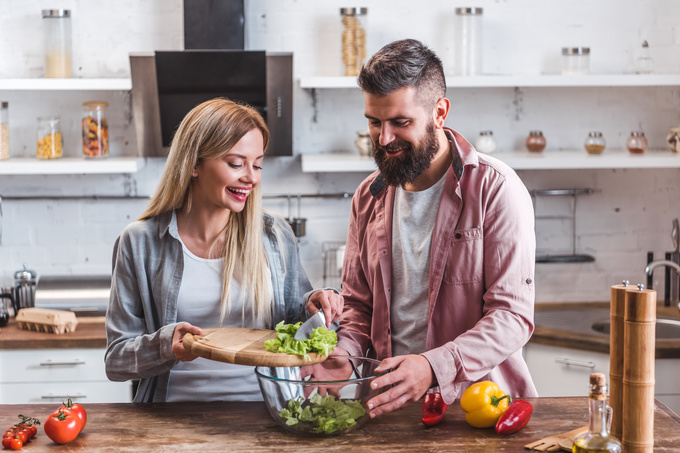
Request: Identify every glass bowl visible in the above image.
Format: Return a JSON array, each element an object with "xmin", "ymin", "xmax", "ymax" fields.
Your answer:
[{"xmin": 255, "ymin": 356, "xmax": 385, "ymax": 437}]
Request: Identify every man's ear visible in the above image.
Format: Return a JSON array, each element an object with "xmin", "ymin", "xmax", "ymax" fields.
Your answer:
[{"xmin": 433, "ymin": 97, "xmax": 450, "ymax": 129}]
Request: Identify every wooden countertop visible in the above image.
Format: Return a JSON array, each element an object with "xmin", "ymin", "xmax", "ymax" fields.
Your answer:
[
  {"xmin": 531, "ymin": 302, "xmax": 680, "ymax": 358},
  {"xmin": 1, "ymin": 398, "xmax": 678, "ymax": 452},
  {"xmin": 0, "ymin": 317, "xmax": 106, "ymax": 350}
]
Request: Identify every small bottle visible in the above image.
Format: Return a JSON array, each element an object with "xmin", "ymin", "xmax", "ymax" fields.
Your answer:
[
  {"xmin": 562, "ymin": 47, "xmax": 590, "ymax": 75},
  {"xmin": 635, "ymin": 40, "xmax": 654, "ymax": 74},
  {"xmin": 42, "ymin": 9, "xmax": 73, "ymax": 78},
  {"xmin": 475, "ymin": 130, "xmax": 497, "ymax": 154},
  {"xmin": 340, "ymin": 8, "xmax": 368, "ymax": 77},
  {"xmin": 584, "ymin": 131, "xmax": 606, "ymax": 155},
  {"xmin": 0, "ymin": 101, "xmax": 9, "ymax": 160},
  {"xmin": 453, "ymin": 7, "xmax": 484, "ymax": 76},
  {"xmin": 572, "ymin": 373, "xmax": 622, "ymax": 453},
  {"xmin": 526, "ymin": 130, "xmax": 546, "ymax": 152},
  {"xmin": 82, "ymin": 101, "xmax": 110, "ymax": 158},
  {"xmin": 36, "ymin": 116, "xmax": 63, "ymax": 159},
  {"xmin": 626, "ymin": 131, "xmax": 648, "ymax": 154}
]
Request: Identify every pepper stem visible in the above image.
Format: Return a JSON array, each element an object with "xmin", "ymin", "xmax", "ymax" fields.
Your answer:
[{"xmin": 491, "ymin": 395, "xmax": 511, "ymax": 407}]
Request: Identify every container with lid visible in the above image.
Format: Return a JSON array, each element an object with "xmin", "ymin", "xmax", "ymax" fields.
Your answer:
[
  {"xmin": 626, "ymin": 131, "xmax": 648, "ymax": 154},
  {"xmin": 635, "ymin": 40, "xmax": 654, "ymax": 74},
  {"xmin": 0, "ymin": 101, "xmax": 8, "ymax": 160},
  {"xmin": 82, "ymin": 101, "xmax": 110, "ymax": 158},
  {"xmin": 13, "ymin": 264, "xmax": 39, "ymax": 311},
  {"xmin": 42, "ymin": 9, "xmax": 73, "ymax": 78},
  {"xmin": 584, "ymin": 131, "xmax": 606, "ymax": 154},
  {"xmin": 475, "ymin": 130, "xmax": 497, "ymax": 154},
  {"xmin": 36, "ymin": 116, "xmax": 63, "ymax": 159},
  {"xmin": 561, "ymin": 47, "xmax": 590, "ymax": 75},
  {"xmin": 526, "ymin": 130, "xmax": 546, "ymax": 152},
  {"xmin": 340, "ymin": 7, "xmax": 368, "ymax": 77},
  {"xmin": 453, "ymin": 7, "xmax": 483, "ymax": 76}
]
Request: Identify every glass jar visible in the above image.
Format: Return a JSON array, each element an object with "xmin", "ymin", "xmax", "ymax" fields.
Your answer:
[
  {"xmin": 561, "ymin": 47, "xmax": 590, "ymax": 75},
  {"xmin": 82, "ymin": 101, "xmax": 110, "ymax": 158},
  {"xmin": 42, "ymin": 9, "xmax": 73, "ymax": 78},
  {"xmin": 354, "ymin": 130, "xmax": 372, "ymax": 158},
  {"xmin": 526, "ymin": 130, "xmax": 546, "ymax": 152},
  {"xmin": 626, "ymin": 131, "xmax": 648, "ymax": 154},
  {"xmin": 453, "ymin": 7, "xmax": 483, "ymax": 76},
  {"xmin": 36, "ymin": 116, "xmax": 63, "ymax": 159},
  {"xmin": 340, "ymin": 7, "xmax": 367, "ymax": 77},
  {"xmin": 635, "ymin": 40, "xmax": 654, "ymax": 74},
  {"xmin": 0, "ymin": 101, "xmax": 9, "ymax": 160},
  {"xmin": 584, "ymin": 131, "xmax": 606, "ymax": 155},
  {"xmin": 475, "ymin": 130, "xmax": 497, "ymax": 154}
]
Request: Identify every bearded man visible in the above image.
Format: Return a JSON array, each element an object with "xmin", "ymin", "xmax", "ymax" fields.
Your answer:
[{"xmin": 335, "ymin": 39, "xmax": 538, "ymax": 418}]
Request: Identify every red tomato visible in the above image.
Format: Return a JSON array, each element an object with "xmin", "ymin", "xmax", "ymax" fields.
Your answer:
[
  {"xmin": 26, "ymin": 425, "xmax": 37, "ymax": 438},
  {"xmin": 44, "ymin": 409, "xmax": 81, "ymax": 445},
  {"xmin": 60, "ymin": 399, "xmax": 87, "ymax": 431},
  {"xmin": 9, "ymin": 437, "xmax": 22, "ymax": 450},
  {"xmin": 14, "ymin": 430, "xmax": 27, "ymax": 444},
  {"xmin": 2, "ymin": 435, "xmax": 13, "ymax": 449}
]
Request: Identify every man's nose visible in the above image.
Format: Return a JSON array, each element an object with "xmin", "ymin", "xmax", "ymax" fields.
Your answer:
[{"xmin": 379, "ymin": 124, "xmax": 395, "ymax": 146}]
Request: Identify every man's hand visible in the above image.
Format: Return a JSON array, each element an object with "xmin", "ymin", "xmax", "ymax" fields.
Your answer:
[
  {"xmin": 365, "ymin": 354, "xmax": 435, "ymax": 418},
  {"xmin": 306, "ymin": 289, "xmax": 344, "ymax": 328},
  {"xmin": 172, "ymin": 322, "xmax": 203, "ymax": 361},
  {"xmin": 299, "ymin": 347, "xmax": 352, "ymax": 398}
]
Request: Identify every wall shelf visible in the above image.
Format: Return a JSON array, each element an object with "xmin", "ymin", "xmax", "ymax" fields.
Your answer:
[
  {"xmin": 299, "ymin": 74, "xmax": 680, "ymax": 89},
  {"xmin": 301, "ymin": 150, "xmax": 680, "ymax": 172},
  {"xmin": 0, "ymin": 157, "xmax": 146, "ymax": 175},
  {"xmin": 0, "ymin": 78, "xmax": 132, "ymax": 91}
]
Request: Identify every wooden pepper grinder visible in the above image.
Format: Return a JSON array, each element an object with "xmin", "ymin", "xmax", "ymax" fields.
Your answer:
[
  {"xmin": 622, "ymin": 284, "xmax": 656, "ymax": 453},
  {"xmin": 609, "ymin": 281, "xmax": 628, "ymax": 439}
]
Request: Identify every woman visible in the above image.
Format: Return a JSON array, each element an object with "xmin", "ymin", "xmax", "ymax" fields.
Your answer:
[{"xmin": 105, "ymin": 98, "xmax": 343, "ymax": 402}]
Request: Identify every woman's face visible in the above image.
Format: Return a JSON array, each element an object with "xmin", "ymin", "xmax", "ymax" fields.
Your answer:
[{"xmin": 192, "ymin": 128, "xmax": 265, "ymax": 213}]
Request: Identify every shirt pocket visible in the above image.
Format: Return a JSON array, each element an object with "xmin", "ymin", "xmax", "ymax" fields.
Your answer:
[{"xmin": 442, "ymin": 226, "xmax": 483, "ymax": 285}]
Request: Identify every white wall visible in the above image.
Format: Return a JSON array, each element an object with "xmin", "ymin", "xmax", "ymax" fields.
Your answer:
[{"xmin": 0, "ymin": 0, "xmax": 679, "ymax": 304}]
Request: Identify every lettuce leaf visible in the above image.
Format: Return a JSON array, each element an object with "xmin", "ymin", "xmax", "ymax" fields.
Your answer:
[
  {"xmin": 264, "ymin": 320, "xmax": 337, "ymax": 360},
  {"xmin": 278, "ymin": 394, "xmax": 367, "ymax": 434}
]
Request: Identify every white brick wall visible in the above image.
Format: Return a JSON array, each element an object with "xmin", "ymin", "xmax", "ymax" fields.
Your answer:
[{"xmin": 1, "ymin": 0, "xmax": 679, "ymax": 303}]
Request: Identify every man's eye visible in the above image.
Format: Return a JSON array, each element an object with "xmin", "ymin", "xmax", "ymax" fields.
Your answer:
[
  {"xmin": 368, "ymin": 120, "xmax": 381, "ymax": 127},
  {"xmin": 394, "ymin": 120, "xmax": 409, "ymax": 127}
]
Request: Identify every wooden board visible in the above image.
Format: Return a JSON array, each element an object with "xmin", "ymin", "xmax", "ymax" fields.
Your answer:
[{"xmin": 182, "ymin": 327, "xmax": 328, "ymax": 367}]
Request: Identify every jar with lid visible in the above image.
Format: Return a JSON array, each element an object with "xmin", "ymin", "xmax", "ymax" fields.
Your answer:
[
  {"xmin": 475, "ymin": 130, "xmax": 497, "ymax": 154},
  {"xmin": 561, "ymin": 47, "xmax": 590, "ymax": 75},
  {"xmin": 354, "ymin": 130, "xmax": 372, "ymax": 158},
  {"xmin": 0, "ymin": 101, "xmax": 9, "ymax": 160},
  {"xmin": 635, "ymin": 40, "xmax": 654, "ymax": 74},
  {"xmin": 526, "ymin": 130, "xmax": 546, "ymax": 152},
  {"xmin": 36, "ymin": 116, "xmax": 63, "ymax": 159},
  {"xmin": 340, "ymin": 7, "xmax": 368, "ymax": 77},
  {"xmin": 42, "ymin": 9, "xmax": 73, "ymax": 78},
  {"xmin": 584, "ymin": 131, "xmax": 606, "ymax": 155},
  {"xmin": 453, "ymin": 7, "xmax": 483, "ymax": 76},
  {"xmin": 82, "ymin": 101, "xmax": 110, "ymax": 158},
  {"xmin": 626, "ymin": 131, "xmax": 647, "ymax": 154}
]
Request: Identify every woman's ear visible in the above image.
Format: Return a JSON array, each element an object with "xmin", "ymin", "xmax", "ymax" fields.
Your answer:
[{"xmin": 433, "ymin": 97, "xmax": 450, "ymax": 129}]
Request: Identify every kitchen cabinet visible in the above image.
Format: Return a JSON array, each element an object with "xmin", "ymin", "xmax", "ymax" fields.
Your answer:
[{"xmin": 0, "ymin": 348, "xmax": 131, "ymax": 404}]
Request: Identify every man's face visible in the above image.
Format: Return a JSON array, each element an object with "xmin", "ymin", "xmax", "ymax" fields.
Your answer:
[{"xmin": 364, "ymin": 87, "xmax": 439, "ymax": 187}]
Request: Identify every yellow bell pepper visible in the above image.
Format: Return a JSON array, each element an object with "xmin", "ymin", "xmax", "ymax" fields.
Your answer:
[{"xmin": 459, "ymin": 380, "xmax": 510, "ymax": 428}]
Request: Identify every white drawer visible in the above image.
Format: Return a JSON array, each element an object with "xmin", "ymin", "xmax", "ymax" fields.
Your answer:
[
  {"xmin": 0, "ymin": 380, "xmax": 132, "ymax": 404},
  {"xmin": 0, "ymin": 348, "xmax": 108, "ymax": 383}
]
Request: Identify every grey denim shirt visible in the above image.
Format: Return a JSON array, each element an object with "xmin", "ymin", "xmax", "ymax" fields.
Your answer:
[{"xmin": 105, "ymin": 210, "xmax": 315, "ymax": 402}]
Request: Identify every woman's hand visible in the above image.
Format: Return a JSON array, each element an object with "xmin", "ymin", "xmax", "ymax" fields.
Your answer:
[
  {"xmin": 172, "ymin": 322, "xmax": 203, "ymax": 361},
  {"xmin": 307, "ymin": 290, "xmax": 344, "ymax": 328}
]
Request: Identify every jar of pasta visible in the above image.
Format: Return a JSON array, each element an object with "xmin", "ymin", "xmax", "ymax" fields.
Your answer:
[
  {"xmin": 340, "ymin": 7, "xmax": 367, "ymax": 77},
  {"xmin": 82, "ymin": 101, "xmax": 109, "ymax": 158},
  {"xmin": 42, "ymin": 9, "xmax": 73, "ymax": 78},
  {"xmin": 36, "ymin": 116, "xmax": 63, "ymax": 159}
]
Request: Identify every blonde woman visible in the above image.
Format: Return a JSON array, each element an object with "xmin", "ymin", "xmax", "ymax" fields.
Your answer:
[{"xmin": 105, "ymin": 98, "xmax": 343, "ymax": 402}]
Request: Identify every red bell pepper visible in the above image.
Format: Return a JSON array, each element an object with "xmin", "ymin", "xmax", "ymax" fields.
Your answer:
[
  {"xmin": 495, "ymin": 398, "xmax": 533, "ymax": 435},
  {"xmin": 421, "ymin": 392, "xmax": 448, "ymax": 427}
]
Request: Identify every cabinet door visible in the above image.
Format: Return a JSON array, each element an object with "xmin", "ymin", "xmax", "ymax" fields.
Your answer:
[
  {"xmin": 0, "ymin": 381, "xmax": 132, "ymax": 404},
  {"xmin": 0, "ymin": 348, "xmax": 109, "ymax": 383}
]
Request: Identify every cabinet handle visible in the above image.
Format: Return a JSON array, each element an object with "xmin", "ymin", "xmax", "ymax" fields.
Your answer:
[
  {"xmin": 555, "ymin": 358, "xmax": 596, "ymax": 369},
  {"xmin": 41, "ymin": 393, "xmax": 86, "ymax": 399},
  {"xmin": 39, "ymin": 359, "xmax": 86, "ymax": 366}
]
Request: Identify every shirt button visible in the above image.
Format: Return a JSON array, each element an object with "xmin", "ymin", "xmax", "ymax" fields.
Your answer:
[
  {"xmin": 526, "ymin": 278, "xmax": 532, "ymax": 284},
  {"xmin": 455, "ymin": 233, "xmax": 462, "ymax": 239}
]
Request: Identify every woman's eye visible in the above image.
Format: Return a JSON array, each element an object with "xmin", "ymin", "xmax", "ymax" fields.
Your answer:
[
  {"xmin": 254, "ymin": 165, "xmax": 263, "ymax": 171},
  {"xmin": 228, "ymin": 162, "xmax": 242, "ymax": 169}
]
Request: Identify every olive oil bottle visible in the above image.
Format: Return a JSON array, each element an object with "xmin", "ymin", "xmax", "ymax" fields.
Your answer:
[{"xmin": 572, "ymin": 373, "xmax": 622, "ymax": 453}]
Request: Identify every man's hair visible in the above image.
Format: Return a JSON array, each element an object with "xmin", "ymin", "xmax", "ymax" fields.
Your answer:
[{"xmin": 358, "ymin": 39, "xmax": 446, "ymax": 108}]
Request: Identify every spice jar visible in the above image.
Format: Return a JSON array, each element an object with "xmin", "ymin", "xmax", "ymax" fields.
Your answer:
[
  {"xmin": 354, "ymin": 130, "xmax": 372, "ymax": 157},
  {"xmin": 0, "ymin": 101, "xmax": 9, "ymax": 161},
  {"xmin": 626, "ymin": 131, "xmax": 648, "ymax": 154},
  {"xmin": 36, "ymin": 116, "xmax": 63, "ymax": 159},
  {"xmin": 42, "ymin": 9, "xmax": 73, "ymax": 78},
  {"xmin": 525, "ymin": 131, "xmax": 546, "ymax": 152},
  {"xmin": 584, "ymin": 131, "xmax": 606, "ymax": 154},
  {"xmin": 475, "ymin": 130, "xmax": 497, "ymax": 154},
  {"xmin": 453, "ymin": 7, "xmax": 483, "ymax": 76},
  {"xmin": 561, "ymin": 47, "xmax": 590, "ymax": 75},
  {"xmin": 82, "ymin": 101, "xmax": 109, "ymax": 158},
  {"xmin": 340, "ymin": 7, "xmax": 367, "ymax": 77},
  {"xmin": 635, "ymin": 40, "xmax": 654, "ymax": 74}
]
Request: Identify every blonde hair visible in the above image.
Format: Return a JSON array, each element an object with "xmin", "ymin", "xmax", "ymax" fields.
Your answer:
[{"xmin": 140, "ymin": 98, "xmax": 272, "ymax": 326}]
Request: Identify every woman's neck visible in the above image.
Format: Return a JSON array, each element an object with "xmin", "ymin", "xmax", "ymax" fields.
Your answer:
[{"xmin": 176, "ymin": 206, "xmax": 230, "ymax": 259}]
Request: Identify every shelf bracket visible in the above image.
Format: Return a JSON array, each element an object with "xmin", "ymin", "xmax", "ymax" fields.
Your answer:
[{"xmin": 513, "ymin": 87, "xmax": 524, "ymax": 121}]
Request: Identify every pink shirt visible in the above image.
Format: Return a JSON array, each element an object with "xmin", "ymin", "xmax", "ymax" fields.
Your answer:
[{"xmin": 338, "ymin": 128, "xmax": 538, "ymax": 404}]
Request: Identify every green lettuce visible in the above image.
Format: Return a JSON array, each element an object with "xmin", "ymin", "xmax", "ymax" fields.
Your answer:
[
  {"xmin": 278, "ymin": 394, "xmax": 367, "ymax": 434},
  {"xmin": 264, "ymin": 320, "xmax": 337, "ymax": 360}
]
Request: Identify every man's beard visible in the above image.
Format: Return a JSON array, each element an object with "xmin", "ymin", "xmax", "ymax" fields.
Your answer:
[{"xmin": 372, "ymin": 122, "xmax": 439, "ymax": 187}]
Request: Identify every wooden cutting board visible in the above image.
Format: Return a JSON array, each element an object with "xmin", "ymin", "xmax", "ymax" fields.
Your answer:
[{"xmin": 182, "ymin": 327, "xmax": 328, "ymax": 367}]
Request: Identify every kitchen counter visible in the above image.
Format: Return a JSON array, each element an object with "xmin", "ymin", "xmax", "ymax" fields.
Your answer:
[
  {"xmin": 0, "ymin": 317, "xmax": 106, "ymax": 350},
  {"xmin": 1, "ymin": 398, "xmax": 678, "ymax": 452},
  {"xmin": 532, "ymin": 302, "xmax": 680, "ymax": 358}
]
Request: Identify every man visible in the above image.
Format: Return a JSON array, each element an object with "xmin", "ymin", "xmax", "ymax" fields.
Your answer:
[{"xmin": 336, "ymin": 39, "xmax": 538, "ymax": 418}]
